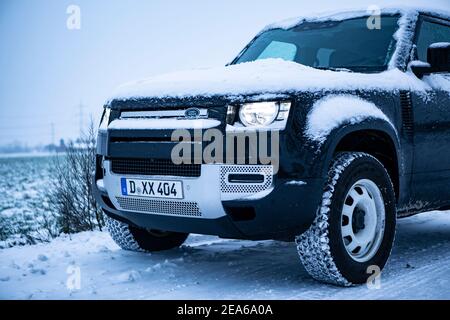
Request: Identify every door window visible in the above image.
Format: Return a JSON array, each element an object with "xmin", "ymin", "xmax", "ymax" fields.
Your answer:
[{"xmin": 416, "ymin": 19, "xmax": 450, "ymax": 61}]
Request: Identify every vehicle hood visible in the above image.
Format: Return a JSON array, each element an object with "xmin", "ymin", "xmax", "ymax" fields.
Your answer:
[{"xmin": 108, "ymin": 58, "xmax": 425, "ymax": 107}]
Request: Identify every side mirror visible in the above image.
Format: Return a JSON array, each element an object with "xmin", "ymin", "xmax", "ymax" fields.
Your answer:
[
  {"xmin": 428, "ymin": 42, "xmax": 450, "ymax": 72},
  {"xmin": 409, "ymin": 61, "xmax": 432, "ymax": 78},
  {"xmin": 410, "ymin": 42, "xmax": 450, "ymax": 78}
]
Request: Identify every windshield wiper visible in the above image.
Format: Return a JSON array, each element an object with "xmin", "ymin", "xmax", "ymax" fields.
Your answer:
[{"xmin": 314, "ymin": 67, "xmax": 353, "ymax": 72}]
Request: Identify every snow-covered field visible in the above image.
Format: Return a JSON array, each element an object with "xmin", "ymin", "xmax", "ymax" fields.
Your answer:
[
  {"xmin": 0, "ymin": 211, "xmax": 449, "ymax": 300},
  {"xmin": 0, "ymin": 155, "xmax": 55, "ymax": 248}
]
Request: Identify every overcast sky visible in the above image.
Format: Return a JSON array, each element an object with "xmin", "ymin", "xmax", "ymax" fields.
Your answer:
[{"xmin": 0, "ymin": 0, "xmax": 448, "ymax": 146}]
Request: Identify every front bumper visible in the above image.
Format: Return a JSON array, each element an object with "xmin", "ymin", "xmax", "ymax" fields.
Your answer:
[
  {"xmin": 94, "ymin": 160, "xmax": 322, "ymax": 240},
  {"xmin": 103, "ymin": 161, "xmax": 274, "ymax": 219}
]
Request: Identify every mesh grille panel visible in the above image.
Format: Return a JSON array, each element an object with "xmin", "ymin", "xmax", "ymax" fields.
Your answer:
[
  {"xmin": 220, "ymin": 165, "xmax": 273, "ymax": 194},
  {"xmin": 111, "ymin": 158, "xmax": 201, "ymax": 177},
  {"xmin": 116, "ymin": 197, "xmax": 201, "ymax": 217}
]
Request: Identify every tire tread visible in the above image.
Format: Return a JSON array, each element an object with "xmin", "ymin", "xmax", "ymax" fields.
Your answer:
[{"xmin": 296, "ymin": 152, "xmax": 394, "ymax": 286}]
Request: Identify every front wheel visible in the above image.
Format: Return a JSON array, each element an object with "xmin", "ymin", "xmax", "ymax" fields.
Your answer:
[
  {"xmin": 296, "ymin": 152, "xmax": 396, "ymax": 286},
  {"xmin": 105, "ymin": 215, "xmax": 189, "ymax": 252}
]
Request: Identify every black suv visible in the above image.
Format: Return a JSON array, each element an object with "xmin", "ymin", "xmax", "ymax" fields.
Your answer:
[{"xmin": 93, "ymin": 8, "xmax": 450, "ymax": 286}]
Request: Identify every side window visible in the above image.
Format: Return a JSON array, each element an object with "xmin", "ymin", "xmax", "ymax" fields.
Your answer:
[{"xmin": 416, "ymin": 19, "xmax": 450, "ymax": 61}]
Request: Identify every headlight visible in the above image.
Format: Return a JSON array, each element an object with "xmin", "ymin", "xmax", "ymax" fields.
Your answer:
[
  {"xmin": 99, "ymin": 108, "xmax": 111, "ymax": 131},
  {"xmin": 238, "ymin": 101, "xmax": 291, "ymax": 127}
]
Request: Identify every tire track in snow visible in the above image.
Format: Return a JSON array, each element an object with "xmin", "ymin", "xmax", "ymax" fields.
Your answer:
[{"xmin": 0, "ymin": 211, "xmax": 449, "ymax": 299}]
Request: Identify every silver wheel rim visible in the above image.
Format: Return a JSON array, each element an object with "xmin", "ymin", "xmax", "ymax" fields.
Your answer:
[{"xmin": 341, "ymin": 179, "xmax": 386, "ymax": 263}]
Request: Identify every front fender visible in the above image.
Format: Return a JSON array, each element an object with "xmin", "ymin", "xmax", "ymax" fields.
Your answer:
[{"xmin": 316, "ymin": 119, "xmax": 401, "ymax": 178}]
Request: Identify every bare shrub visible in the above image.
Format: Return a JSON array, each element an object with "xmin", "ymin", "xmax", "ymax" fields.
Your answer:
[
  {"xmin": 0, "ymin": 210, "xmax": 59, "ymax": 248},
  {"xmin": 48, "ymin": 121, "xmax": 104, "ymax": 234}
]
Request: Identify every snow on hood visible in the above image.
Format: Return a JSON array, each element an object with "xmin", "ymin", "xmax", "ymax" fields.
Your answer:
[{"xmin": 109, "ymin": 59, "xmax": 426, "ymax": 103}]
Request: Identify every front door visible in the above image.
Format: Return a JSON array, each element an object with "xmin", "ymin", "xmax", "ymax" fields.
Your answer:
[{"xmin": 411, "ymin": 15, "xmax": 450, "ymax": 209}]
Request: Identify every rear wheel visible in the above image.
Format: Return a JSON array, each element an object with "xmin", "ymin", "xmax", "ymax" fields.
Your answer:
[
  {"xmin": 296, "ymin": 152, "xmax": 396, "ymax": 286},
  {"xmin": 105, "ymin": 215, "xmax": 189, "ymax": 252}
]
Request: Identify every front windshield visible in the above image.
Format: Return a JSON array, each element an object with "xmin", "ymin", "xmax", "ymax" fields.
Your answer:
[{"xmin": 234, "ymin": 16, "xmax": 400, "ymax": 72}]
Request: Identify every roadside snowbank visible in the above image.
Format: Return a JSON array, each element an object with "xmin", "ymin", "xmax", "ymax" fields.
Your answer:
[{"xmin": 0, "ymin": 211, "xmax": 449, "ymax": 299}]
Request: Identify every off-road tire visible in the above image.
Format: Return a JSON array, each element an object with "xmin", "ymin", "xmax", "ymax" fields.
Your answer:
[
  {"xmin": 296, "ymin": 152, "xmax": 396, "ymax": 286},
  {"xmin": 105, "ymin": 215, "xmax": 189, "ymax": 252}
]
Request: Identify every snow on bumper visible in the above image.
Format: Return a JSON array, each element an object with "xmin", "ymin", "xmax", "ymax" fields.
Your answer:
[{"xmin": 101, "ymin": 160, "xmax": 274, "ymax": 219}]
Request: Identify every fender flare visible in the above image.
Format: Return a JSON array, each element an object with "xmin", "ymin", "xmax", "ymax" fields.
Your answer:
[{"xmin": 318, "ymin": 118, "xmax": 401, "ymax": 178}]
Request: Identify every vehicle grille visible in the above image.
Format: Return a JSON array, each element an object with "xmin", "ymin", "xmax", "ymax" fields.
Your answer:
[
  {"xmin": 116, "ymin": 197, "xmax": 201, "ymax": 217},
  {"xmin": 110, "ymin": 158, "xmax": 201, "ymax": 177}
]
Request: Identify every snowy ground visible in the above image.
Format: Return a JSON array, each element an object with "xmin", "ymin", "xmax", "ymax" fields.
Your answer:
[
  {"xmin": 0, "ymin": 155, "xmax": 55, "ymax": 248},
  {"xmin": 0, "ymin": 210, "xmax": 449, "ymax": 300}
]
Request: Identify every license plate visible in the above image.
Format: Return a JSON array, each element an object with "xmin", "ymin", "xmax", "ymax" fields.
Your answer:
[{"xmin": 120, "ymin": 178, "xmax": 183, "ymax": 199}]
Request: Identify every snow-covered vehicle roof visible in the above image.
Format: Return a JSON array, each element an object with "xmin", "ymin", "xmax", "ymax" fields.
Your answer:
[
  {"xmin": 107, "ymin": 7, "xmax": 449, "ymax": 105},
  {"xmin": 259, "ymin": 7, "xmax": 450, "ymax": 34}
]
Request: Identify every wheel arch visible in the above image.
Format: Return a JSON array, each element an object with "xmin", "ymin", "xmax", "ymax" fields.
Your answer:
[{"xmin": 321, "ymin": 120, "xmax": 401, "ymax": 200}]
